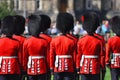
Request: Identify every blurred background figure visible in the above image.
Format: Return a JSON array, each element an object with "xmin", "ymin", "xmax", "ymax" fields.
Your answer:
[
  {"xmin": 101, "ymin": 20, "xmax": 110, "ymax": 35},
  {"xmin": 24, "ymin": 18, "xmax": 29, "ymax": 35},
  {"xmin": 100, "ymin": 20, "xmax": 111, "ymax": 42},
  {"xmin": 50, "ymin": 22, "xmax": 58, "ymax": 35},
  {"xmin": 73, "ymin": 20, "xmax": 87, "ymax": 37},
  {"xmin": 73, "ymin": 21, "xmax": 81, "ymax": 36}
]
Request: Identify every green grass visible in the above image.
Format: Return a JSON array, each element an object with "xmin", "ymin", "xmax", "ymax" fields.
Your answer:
[
  {"xmin": 105, "ymin": 68, "xmax": 111, "ymax": 80},
  {"xmin": 105, "ymin": 68, "xmax": 120, "ymax": 80}
]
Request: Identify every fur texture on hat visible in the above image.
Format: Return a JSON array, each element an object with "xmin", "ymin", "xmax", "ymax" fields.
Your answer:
[
  {"xmin": 14, "ymin": 15, "xmax": 25, "ymax": 35},
  {"xmin": 110, "ymin": 16, "xmax": 120, "ymax": 36},
  {"xmin": 28, "ymin": 14, "xmax": 41, "ymax": 36},
  {"xmin": 1, "ymin": 15, "xmax": 16, "ymax": 36},
  {"xmin": 81, "ymin": 12, "xmax": 100, "ymax": 34},
  {"xmin": 39, "ymin": 14, "xmax": 51, "ymax": 32},
  {"xmin": 56, "ymin": 12, "xmax": 74, "ymax": 34}
]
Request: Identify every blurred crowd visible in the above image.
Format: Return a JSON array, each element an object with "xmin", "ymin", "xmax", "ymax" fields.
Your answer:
[{"xmin": 24, "ymin": 19, "xmax": 113, "ymax": 42}]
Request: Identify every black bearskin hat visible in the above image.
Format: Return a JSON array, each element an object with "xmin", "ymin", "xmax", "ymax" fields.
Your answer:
[
  {"xmin": 109, "ymin": 16, "xmax": 120, "ymax": 36},
  {"xmin": 14, "ymin": 15, "xmax": 25, "ymax": 35},
  {"xmin": 81, "ymin": 12, "xmax": 100, "ymax": 34},
  {"xmin": 28, "ymin": 14, "xmax": 41, "ymax": 36},
  {"xmin": 1, "ymin": 16, "xmax": 15, "ymax": 36},
  {"xmin": 39, "ymin": 14, "xmax": 51, "ymax": 32},
  {"xmin": 56, "ymin": 12, "xmax": 74, "ymax": 34}
]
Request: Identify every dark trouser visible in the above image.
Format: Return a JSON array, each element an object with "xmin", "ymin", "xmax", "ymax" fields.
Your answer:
[
  {"xmin": 0, "ymin": 74, "xmax": 20, "ymax": 80},
  {"xmin": 28, "ymin": 74, "xmax": 47, "ymax": 80},
  {"xmin": 110, "ymin": 68, "xmax": 120, "ymax": 80},
  {"xmin": 75, "ymin": 69, "xmax": 79, "ymax": 80},
  {"xmin": 54, "ymin": 72, "xmax": 74, "ymax": 80},
  {"xmin": 81, "ymin": 74, "xmax": 100, "ymax": 80},
  {"xmin": 101, "ymin": 69, "xmax": 106, "ymax": 80},
  {"xmin": 47, "ymin": 72, "xmax": 51, "ymax": 80},
  {"xmin": 21, "ymin": 74, "xmax": 28, "ymax": 80},
  {"xmin": 75, "ymin": 73, "xmax": 79, "ymax": 80}
]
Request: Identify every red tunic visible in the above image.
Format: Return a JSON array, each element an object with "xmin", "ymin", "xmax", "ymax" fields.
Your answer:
[
  {"xmin": 50, "ymin": 35, "xmax": 77, "ymax": 73},
  {"xmin": 0, "ymin": 37, "xmax": 21, "ymax": 74},
  {"xmin": 106, "ymin": 36, "xmax": 120, "ymax": 68},
  {"xmin": 23, "ymin": 36, "xmax": 48, "ymax": 75},
  {"xmin": 66, "ymin": 34, "xmax": 78, "ymax": 44},
  {"xmin": 76, "ymin": 35, "xmax": 105, "ymax": 74},
  {"xmin": 40, "ymin": 33, "xmax": 52, "ymax": 71},
  {"xmin": 66, "ymin": 34, "xmax": 78, "ymax": 68},
  {"xmin": 94, "ymin": 33, "xmax": 105, "ymax": 42},
  {"xmin": 13, "ymin": 35, "xmax": 26, "ymax": 71},
  {"xmin": 94, "ymin": 33, "xmax": 106, "ymax": 67}
]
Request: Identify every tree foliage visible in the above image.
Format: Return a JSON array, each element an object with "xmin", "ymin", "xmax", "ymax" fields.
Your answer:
[{"xmin": 0, "ymin": 0, "xmax": 15, "ymax": 20}]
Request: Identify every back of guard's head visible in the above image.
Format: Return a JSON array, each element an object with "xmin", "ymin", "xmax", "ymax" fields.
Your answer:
[
  {"xmin": 81, "ymin": 12, "xmax": 100, "ymax": 34},
  {"xmin": 56, "ymin": 12, "xmax": 74, "ymax": 34},
  {"xmin": 14, "ymin": 15, "xmax": 25, "ymax": 35},
  {"xmin": 28, "ymin": 14, "xmax": 41, "ymax": 36},
  {"xmin": 1, "ymin": 15, "xmax": 15, "ymax": 36},
  {"xmin": 39, "ymin": 14, "xmax": 51, "ymax": 32},
  {"xmin": 109, "ymin": 16, "xmax": 120, "ymax": 36}
]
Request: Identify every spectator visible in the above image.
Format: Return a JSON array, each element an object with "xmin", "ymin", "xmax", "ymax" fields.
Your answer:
[{"xmin": 101, "ymin": 20, "xmax": 110, "ymax": 35}]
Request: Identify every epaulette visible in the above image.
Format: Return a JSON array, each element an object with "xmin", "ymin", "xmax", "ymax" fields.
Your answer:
[
  {"xmin": 95, "ymin": 34, "xmax": 104, "ymax": 40},
  {"xmin": 0, "ymin": 36, "xmax": 19, "ymax": 42},
  {"xmin": 70, "ymin": 34, "xmax": 79, "ymax": 39},
  {"xmin": 43, "ymin": 33, "xmax": 51, "ymax": 38},
  {"xmin": 12, "ymin": 38, "xmax": 20, "ymax": 42},
  {"xmin": 8, "ymin": 36, "xmax": 20, "ymax": 42},
  {"xmin": 93, "ymin": 35, "xmax": 103, "ymax": 41},
  {"xmin": 65, "ymin": 35, "xmax": 74, "ymax": 41}
]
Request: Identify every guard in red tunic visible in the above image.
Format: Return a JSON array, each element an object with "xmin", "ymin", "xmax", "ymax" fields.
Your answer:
[
  {"xmin": 94, "ymin": 33, "xmax": 106, "ymax": 80},
  {"xmin": 22, "ymin": 15, "xmax": 48, "ymax": 80},
  {"xmin": 0, "ymin": 16, "xmax": 21, "ymax": 80},
  {"xmin": 50, "ymin": 13, "xmax": 77, "ymax": 80},
  {"xmin": 93, "ymin": 19, "xmax": 106, "ymax": 80},
  {"xmin": 66, "ymin": 32, "xmax": 78, "ymax": 80},
  {"xmin": 13, "ymin": 15, "xmax": 26, "ymax": 80},
  {"xmin": 76, "ymin": 12, "xmax": 105, "ymax": 80},
  {"xmin": 106, "ymin": 16, "xmax": 120, "ymax": 80},
  {"xmin": 39, "ymin": 14, "xmax": 52, "ymax": 80}
]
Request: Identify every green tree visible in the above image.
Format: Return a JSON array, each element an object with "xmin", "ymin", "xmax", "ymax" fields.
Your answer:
[{"xmin": 0, "ymin": 0, "xmax": 15, "ymax": 20}]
